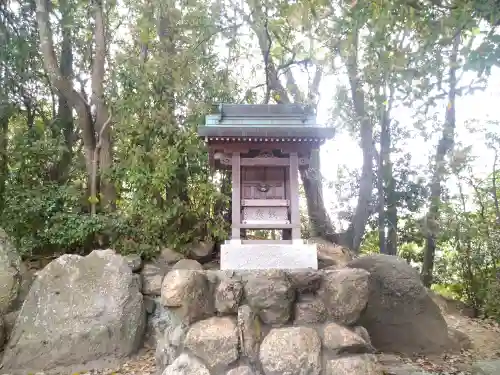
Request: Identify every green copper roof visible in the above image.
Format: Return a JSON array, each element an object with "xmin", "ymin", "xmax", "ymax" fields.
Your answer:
[
  {"xmin": 198, "ymin": 126, "xmax": 335, "ymax": 139},
  {"xmin": 203, "ymin": 104, "xmax": 321, "ymax": 128}
]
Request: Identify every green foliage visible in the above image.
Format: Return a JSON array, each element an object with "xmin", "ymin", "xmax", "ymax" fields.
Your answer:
[{"xmin": 2, "ymin": 0, "xmax": 500, "ymax": 325}]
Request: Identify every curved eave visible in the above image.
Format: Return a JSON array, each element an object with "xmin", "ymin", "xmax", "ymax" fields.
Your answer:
[{"xmin": 197, "ymin": 125, "xmax": 335, "ymax": 140}]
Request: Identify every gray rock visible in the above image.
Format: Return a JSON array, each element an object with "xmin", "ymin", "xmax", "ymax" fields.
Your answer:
[
  {"xmin": 142, "ymin": 263, "xmax": 167, "ymax": 296},
  {"xmin": 155, "ymin": 307, "xmax": 187, "ymax": 371},
  {"xmin": 158, "ymin": 247, "xmax": 185, "ymax": 265},
  {"xmin": 325, "ymin": 354, "xmax": 383, "ymax": 375},
  {"xmin": 294, "ymin": 295, "xmax": 327, "ymax": 324},
  {"xmin": 472, "ymin": 359, "xmax": 500, "ymax": 375},
  {"xmin": 132, "ymin": 273, "xmax": 143, "ymax": 290},
  {"xmin": 244, "ymin": 270, "xmax": 294, "ymax": 325},
  {"xmin": 237, "ymin": 305, "xmax": 261, "ymax": 364},
  {"xmin": 227, "ymin": 366, "xmax": 258, "ymax": 375},
  {"xmin": 0, "ymin": 229, "xmax": 21, "ymax": 314},
  {"xmin": 260, "ymin": 327, "xmax": 321, "ymax": 375},
  {"xmin": 310, "ymin": 237, "xmax": 354, "ymax": 269},
  {"xmin": 1, "ymin": 250, "xmax": 145, "ymax": 373},
  {"xmin": 0, "ymin": 314, "xmax": 5, "ymax": 349},
  {"xmin": 171, "ymin": 259, "xmax": 204, "ymax": 270},
  {"xmin": 124, "ymin": 254, "xmax": 143, "ymax": 272},
  {"xmin": 184, "ymin": 316, "xmax": 239, "ymax": 370},
  {"xmin": 162, "ymin": 353, "xmax": 210, "ymax": 375},
  {"xmin": 12, "ymin": 262, "xmax": 35, "ymax": 311},
  {"xmin": 317, "ymin": 268, "xmax": 369, "ymax": 325},
  {"xmin": 144, "ymin": 295, "xmax": 157, "ymax": 314},
  {"xmin": 348, "ymin": 255, "xmax": 450, "ymax": 355},
  {"xmin": 287, "ymin": 271, "xmax": 322, "ymax": 293},
  {"xmin": 2, "ymin": 310, "xmax": 19, "ymax": 341},
  {"xmin": 354, "ymin": 326, "xmax": 371, "ymax": 345},
  {"xmin": 161, "ymin": 269, "xmax": 213, "ymax": 324},
  {"xmin": 215, "ymin": 277, "xmax": 243, "ymax": 314},
  {"xmin": 323, "ymin": 322, "xmax": 374, "ymax": 354},
  {"xmin": 187, "ymin": 241, "xmax": 214, "ymax": 263}
]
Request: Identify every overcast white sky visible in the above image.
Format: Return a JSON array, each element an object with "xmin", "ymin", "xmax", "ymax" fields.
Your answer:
[{"xmin": 316, "ymin": 67, "xmax": 500, "ymax": 223}]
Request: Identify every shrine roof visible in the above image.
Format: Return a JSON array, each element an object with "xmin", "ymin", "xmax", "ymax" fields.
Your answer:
[
  {"xmin": 199, "ymin": 104, "xmax": 336, "ymax": 141},
  {"xmin": 198, "ymin": 125, "xmax": 335, "ymax": 140},
  {"xmin": 214, "ymin": 103, "xmax": 313, "ymax": 118}
]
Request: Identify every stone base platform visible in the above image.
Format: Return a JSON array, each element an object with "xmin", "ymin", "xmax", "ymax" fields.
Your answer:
[{"xmin": 220, "ymin": 242, "xmax": 318, "ymax": 270}]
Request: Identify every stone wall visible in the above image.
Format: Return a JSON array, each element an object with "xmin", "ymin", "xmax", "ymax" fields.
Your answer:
[{"xmin": 151, "ymin": 268, "xmax": 382, "ymax": 375}]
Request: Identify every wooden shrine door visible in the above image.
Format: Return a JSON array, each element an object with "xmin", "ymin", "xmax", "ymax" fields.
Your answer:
[{"xmin": 241, "ymin": 166, "xmax": 290, "ymax": 225}]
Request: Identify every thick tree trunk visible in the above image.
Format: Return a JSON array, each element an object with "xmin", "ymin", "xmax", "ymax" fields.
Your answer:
[
  {"xmin": 35, "ymin": 0, "xmax": 116, "ymax": 212},
  {"xmin": 378, "ymin": 84, "xmax": 397, "ymax": 255},
  {"xmin": 51, "ymin": 0, "xmax": 74, "ymax": 183},
  {"xmin": 35, "ymin": 0, "xmax": 96, "ymax": 187},
  {"xmin": 300, "ymin": 150, "xmax": 336, "ymax": 240},
  {"xmin": 92, "ymin": 1, "xmax": 116, "ymax": 210},
  {"xmin": 0, "ymin": 104, "xmax": 11, "ymax": 215},
  {"xmin": 421, "ymin": 33, "xmax": 459, "ymax": 287},
  {"xmin": 377, "ymin": 151, "xmax": 387, "ymax": 254},
  {"xmin": 345, "ymin": 26, "xmax": 375, "ymax": 253}
]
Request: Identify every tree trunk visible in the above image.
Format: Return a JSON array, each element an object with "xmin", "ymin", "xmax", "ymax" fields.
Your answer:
[
  {"xmin": 300, "ymin": 150, "xmax": 337, "ymax": 240},
  {"xmin": 35, "ymin": 0, "xmax": 96, "ymax": 192},
  {"xmin": 345, "ymin": 25, "xmax": 375, "ymax": 253},
  {"xmin": 377, "ymin": 148, "xmax": 387, "ymax": 254},
  {"xmin": 51, "ymin": 0, "xmax": 74, "ymax": 183},
  {"xmin": 421, "ymin": 33, "xmax": 459, "ymax": 287},
  {"xmin": 378, "ymin": 83, "xmax": 397, "ymax": 255},
  {"xmin": 0, "ymin": 104, "xmax": 11, "ymax": 215},
  {"xmin": 92, "ymin": 0, "xmax": 116, "ymax": 210}
]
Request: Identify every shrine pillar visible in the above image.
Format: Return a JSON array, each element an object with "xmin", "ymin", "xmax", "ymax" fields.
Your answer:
[
  {"xmin": 231, "ymin": 152, "xmax": 241, "ymax": 243},
  {"xmin": 288, "ymin": 152, "xmax": 302, "ymax": 243}
]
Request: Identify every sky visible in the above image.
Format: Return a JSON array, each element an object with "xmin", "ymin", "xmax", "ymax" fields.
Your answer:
[{"xmin": 315, "ymin": 66, "xmax": 500, "ymax": 224}]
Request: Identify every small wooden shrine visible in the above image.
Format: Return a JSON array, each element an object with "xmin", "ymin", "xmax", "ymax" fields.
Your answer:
[{"xmin": 198, "ymin": 104, "xmax": 335, "ymax": 270}]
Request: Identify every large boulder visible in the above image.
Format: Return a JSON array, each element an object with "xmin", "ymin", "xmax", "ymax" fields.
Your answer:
[
  {"xmin": 237, "ymin": 305, "xmax": 261, "ymax": 364},
  {"xmin": 154, "ymin": 306, "xmax": 187, "ymax": 370},
  {"xmin": 183, "ymin": 316, "xmax": 239, "ymax": 370},
  {"xmin": 294, "ymin": 295, "xmax": 327, "ymax": 324},
  {"xmin": 161, "ymin": 269, "xmax": 214, "ymax": 324},
  {"xmin": 0, "ymin": 229, "xmax": 21, "ymax": 314},
  {"xmin": 322, "ymin": 322, "xmax": 374, "ymax": 354},
  {"xmin": 244, "ymin": 271, "xmax": 294, "ymax": 325},
  {"xmin": 317, "ymin": 268, "xmax": 369, "ymax": 325},
  {"xmin": 171, "ymin": 259, "xmax": 204, "ymax": 270},
  {"xmin": 215, "ymin": 277, "xmax": 243, "ymax": 314},
  {"xmin": 1, "ymin": 250, "xmax": 146, "ymax": 373},
  {"xmin": 259, "ymin": 327, "xmax": 321, "ymax": 375},
  {"xmin": 187, "ymin": 241, "xmax": 214, "ymax": 263},
  {"xmin": 347, "ymin": 254, "xmax": 450, "ymax": 355},
  {"xmin": 162, "ymin": 353, "xmax": 210, "ymax": 375},
  {"xmin": 0, "ymin": 315, "xmax": 5, "ymax": 349},
  {"xmin": 141, "ymin": 262, "xmax": 167, "ymax": 296}
]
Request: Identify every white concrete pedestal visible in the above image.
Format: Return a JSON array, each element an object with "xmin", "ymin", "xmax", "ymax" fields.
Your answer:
[{"xmin": 220, "ymin": 243, "xmax": 318, "ymax": 270}]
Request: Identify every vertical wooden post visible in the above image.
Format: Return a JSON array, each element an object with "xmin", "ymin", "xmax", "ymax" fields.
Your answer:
[
  {"xmin": 231, "ymin": 152, "xmax": 241, "ymax": 243},
  {"xmin": 288, "ymin": 152, "xmax": 302, "ymax": 242}
]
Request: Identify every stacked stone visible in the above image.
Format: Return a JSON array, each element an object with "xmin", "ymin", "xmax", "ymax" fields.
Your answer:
[{"xmin": 154, "ymin": 267, "xmax": 381, "ymax": 375}]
